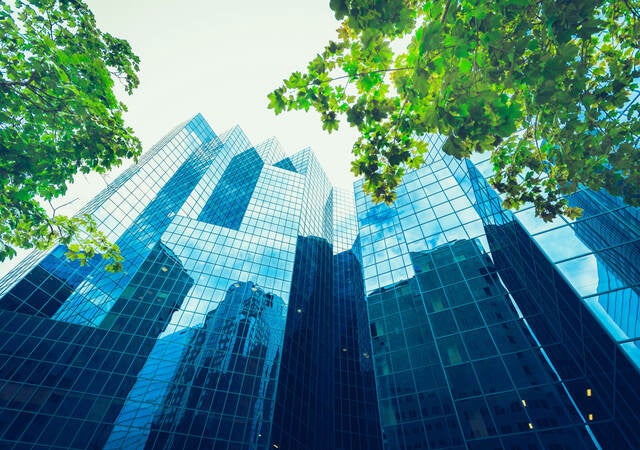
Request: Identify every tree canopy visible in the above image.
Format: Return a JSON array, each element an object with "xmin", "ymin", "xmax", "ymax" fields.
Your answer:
[
  {"xmin": 269, "ymin": 0, "xmax": 640, "ymax": 221},
  {"xmin": 1, "ymin": 0, "xmax": 142, "ymax": 270}
]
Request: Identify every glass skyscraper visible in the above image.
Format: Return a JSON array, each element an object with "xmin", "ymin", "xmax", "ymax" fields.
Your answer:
[{"xmin": 0, "ymin": 115, "xmax": 638, "ymax": 449}]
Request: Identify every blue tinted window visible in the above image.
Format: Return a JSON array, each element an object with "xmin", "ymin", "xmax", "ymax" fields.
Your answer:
[{"xmin": 198, "ymin": 148, "xmax": 263, "ymax": 229}]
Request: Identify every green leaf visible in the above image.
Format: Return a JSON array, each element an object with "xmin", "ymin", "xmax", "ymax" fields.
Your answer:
[
  {"xmin": 0, "ymin": 0, "xmax": 138, "ymax": 269},
  {"xmin": 267, "ymin": 0, "xmax": 640, "ymax": 222},
  {"xmin": 458, "ymin": 58, "xmax": 472, "ymax": 74},
  {"xmin": 284, "ymin": 71, "xmax": 308, "ymax": 89},
  {"xmin": 267, "ymin": 89, "xmax": 287, "ymax": 114},
  {"xmin": 419, "ymin": 22, "xmax": 443, "ymax": 54}
]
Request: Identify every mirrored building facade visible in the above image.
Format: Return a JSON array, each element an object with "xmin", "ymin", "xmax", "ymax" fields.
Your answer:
[
  {"xmin": 0, "ymin": 115, "xmax": 638, "ymax": 449},
  {"xmin": 0, "ymin": 115, "xmax": 379, "ymax": 450},
  {"xmin": 355, "ymin": 133, "xmax": 640, "ymax": 449}
]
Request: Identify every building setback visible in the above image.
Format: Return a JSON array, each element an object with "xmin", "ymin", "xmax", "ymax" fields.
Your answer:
[{"xmin": 0, "ymin": 115, "xmax": 638, "ymax": 449}]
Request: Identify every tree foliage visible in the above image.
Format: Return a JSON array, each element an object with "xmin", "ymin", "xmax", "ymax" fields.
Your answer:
[
  {"xmin": 269, "ymin": 0, "xmax": 640, "ymax": 221},
  {"xmin": 1, "ymin": 0, "xmax": 141, "ymax": 271}
]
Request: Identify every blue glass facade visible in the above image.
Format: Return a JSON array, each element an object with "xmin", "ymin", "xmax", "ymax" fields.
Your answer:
[
  {"xmin": 0, "ymin": 115, "xmax": 378, "ymax": 449},
  {"xmin": 0, "ymin": 115, "xmax": 638, "ymax": 449},
  {"xmin": 354, "ymin": 133, "xmax": 639, "ymax": 449}
]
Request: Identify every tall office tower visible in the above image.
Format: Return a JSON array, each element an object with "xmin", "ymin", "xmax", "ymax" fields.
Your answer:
[
  {"xmin": 145, "ymin": 282, "xmax": 285, "ymax": 448},
  {"xmin": 0, "ymin": 115, "xmax": 379, "ymax": 449},
  {"xmin": 0, "ymin": 115, "xmax": 638, "ymax": 449},
  {"xmin": 354, "ymin": 133, "xmax": 639, "ymax": 449}
]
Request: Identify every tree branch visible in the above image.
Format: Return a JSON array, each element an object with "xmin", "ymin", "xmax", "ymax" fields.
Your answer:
[
  {"xmin": 621, "ymin": 0, "xmax": 640, "ymax": 19},
  {"xmin": 441, "ymin": 0, "xmax": 453, "ymax": 24},
  {"xmin": 0, "ymin": 71, "xmax": 37, "ymax": 88},
  {"xmin": 314, "ymin": 67, "xmax": 413, "ymax": 86},
  {"xmin": 48, "ymin": 198, "xmax": 79, "ymax": 218}
]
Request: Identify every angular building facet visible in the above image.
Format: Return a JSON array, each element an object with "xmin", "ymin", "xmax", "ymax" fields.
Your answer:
[{"xmin": 0, "ymin": 115, "xmax": 638, "ymax": 449}]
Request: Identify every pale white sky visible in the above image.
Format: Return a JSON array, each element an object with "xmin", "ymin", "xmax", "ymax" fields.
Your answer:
[
  {"xmin": 86, "ymin": 0, "xmax": 359, "ymax": 189},
  {"xmin": 0, "ymin": 1, "xmax": 359, "ymax": 276}
]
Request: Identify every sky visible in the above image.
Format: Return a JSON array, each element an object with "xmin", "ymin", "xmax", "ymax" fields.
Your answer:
[
  {"xmin": 85, "ymin": 0, "xmax": 359, "ymax": 189},
  {"xmin": 0, "ymin": 0, "xmax": 360, "ymax": 277}
]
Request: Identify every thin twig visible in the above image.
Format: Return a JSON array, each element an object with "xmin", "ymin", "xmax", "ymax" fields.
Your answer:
[
  {"xmin": 48, "ymin": 197, "xmax": 79, "ymax": 218},
  {"xmin": 0, "ymin": 71, "xmax": 36, "ymax": 88},
  {"xmin": 621, "ymin": 0, "xmax": 640, "ymax": 19},
  {"xmin": 312, "ymin": 67, "xmax": 413, "ymax": 87}
]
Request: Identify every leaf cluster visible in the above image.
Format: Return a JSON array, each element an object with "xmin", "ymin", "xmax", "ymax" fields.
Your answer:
[
  {"xmin": 1, "ymin": 0, "xmax": 141, "ymax": 267},
  {"xmin": 269, "ymin": 0, "xmax": 640, "ymax": 220}
]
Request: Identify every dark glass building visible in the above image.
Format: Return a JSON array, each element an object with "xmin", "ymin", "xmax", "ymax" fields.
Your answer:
[{"xmin": 0, "ymin": 116, "xmax": 638, "ymax": 449}]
